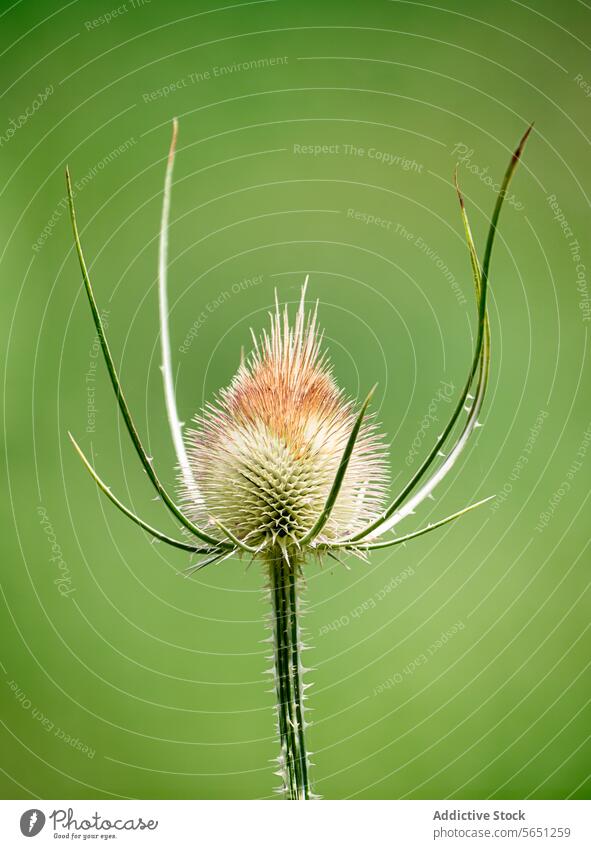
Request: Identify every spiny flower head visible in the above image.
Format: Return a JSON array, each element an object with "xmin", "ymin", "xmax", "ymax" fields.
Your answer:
[{"xmin": 181, "ymin": 282, "xmax": 390, "ymax": 560}]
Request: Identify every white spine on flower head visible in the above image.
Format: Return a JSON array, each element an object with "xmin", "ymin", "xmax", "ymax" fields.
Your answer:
[{"xmin": 180, "ymin": 280, "xmax": 390, "ymax": 555}]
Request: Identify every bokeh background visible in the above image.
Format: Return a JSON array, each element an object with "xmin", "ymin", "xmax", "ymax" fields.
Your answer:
[{"xmin": 1, "ymin": 0, "xmax": 589, "ymax": 801}]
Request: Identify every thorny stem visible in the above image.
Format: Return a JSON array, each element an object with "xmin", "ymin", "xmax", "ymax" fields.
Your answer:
[{"xmin": 268, "ymin": 553, "xmax": 311, "ymax": 800}]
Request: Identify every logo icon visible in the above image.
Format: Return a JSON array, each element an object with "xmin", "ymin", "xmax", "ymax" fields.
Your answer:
[{"xmin": 19, "ymin": 809, "xmax": 45, "ymax": 837}]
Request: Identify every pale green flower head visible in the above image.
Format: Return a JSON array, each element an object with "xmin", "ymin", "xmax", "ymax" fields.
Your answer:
[{"xmin": 181, "ymin": 283, "xmax": 390, "ymax": 561}]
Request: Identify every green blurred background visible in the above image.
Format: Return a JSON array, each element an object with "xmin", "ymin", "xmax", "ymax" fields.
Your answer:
[{"xmin": 1, "ymin": 0, "xmax": 589, "ymax": 800}]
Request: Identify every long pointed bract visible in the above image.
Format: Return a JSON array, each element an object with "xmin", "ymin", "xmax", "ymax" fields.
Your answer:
[
  {"xmin": 65, "ymin": 168, "xmax": 228, "ymax": 550},
  {"xmin": 350, "ymin": 173, "xmax": 493, "ymax": 540},
  {"xmin": 158, "ymin": 119, "xmax": 202, "ymax": 505},
  {"xmin": 68, "ymin": 433, "xmax": 212, "ymax": 553},
  {"xmin": 343, "ymin": 124, "xmax": 531, "ymax": 543},
  {"xmin": 184, "ymin": 548, "xmax": 236, "ymax": 575},
  {"xmin": 337, "ymin": 496, "xmax": 495, "ymax": 551},
  {"xmin": 344, "ymin": 259, "xmax": 487, "ymax": 542},
  {"xmin": 299, "ymin": 385, "xmax": 377, "ymax": 546},
  {"xmin": 214, "ymin": 519, "xmax": 258, "ymax": 553}
]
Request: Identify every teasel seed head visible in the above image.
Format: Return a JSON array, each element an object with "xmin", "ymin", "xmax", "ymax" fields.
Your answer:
[{"xmin": 181, "ymin": 281, "xmax": 390, "ymax": 562}]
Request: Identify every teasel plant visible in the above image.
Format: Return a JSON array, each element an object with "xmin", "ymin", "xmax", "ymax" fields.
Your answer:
[{"xmin": 65, "ymin": 121, "xmax": 531, "ymax": 800}]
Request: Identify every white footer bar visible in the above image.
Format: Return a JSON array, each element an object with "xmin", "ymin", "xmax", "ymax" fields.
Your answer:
[{"xmin": 0, "ymin": 799, "xmax": 589, "ymax": 848}]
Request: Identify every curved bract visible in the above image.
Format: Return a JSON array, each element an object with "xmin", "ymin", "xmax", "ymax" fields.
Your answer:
[{"xmin": 65, "ymin": 166, "xmax": 229, "ymax": 552}]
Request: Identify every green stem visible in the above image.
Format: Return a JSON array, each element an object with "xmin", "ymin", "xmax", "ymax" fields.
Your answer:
[{"xmin": 269, "ymin": 553, "xmax": 310, "ymax": 800}]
